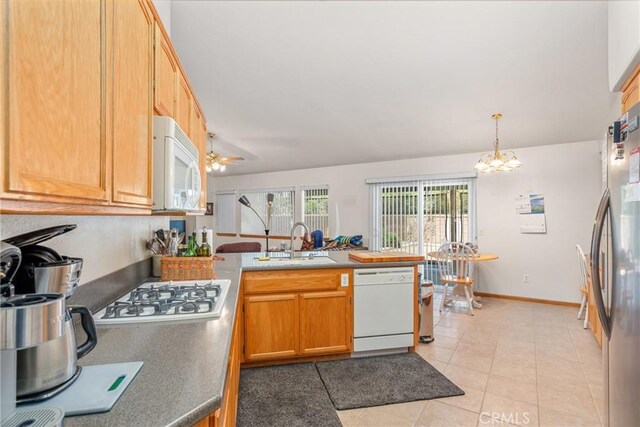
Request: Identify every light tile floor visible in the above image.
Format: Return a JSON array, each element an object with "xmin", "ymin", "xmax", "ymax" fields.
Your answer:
[{"xmin": 337, "ymin": 290, "xmax": 605, "ymax": 427}]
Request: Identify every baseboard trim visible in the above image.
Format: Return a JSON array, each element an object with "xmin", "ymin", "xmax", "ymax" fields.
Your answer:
[{"xmin": 474, "ymin": 291, "xmax": 580, "ymax": 308}]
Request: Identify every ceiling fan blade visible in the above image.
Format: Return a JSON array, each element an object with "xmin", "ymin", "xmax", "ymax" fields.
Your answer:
[{"xmin": 219, "ymin": 156, "xmax": 245, "ymax": 162}]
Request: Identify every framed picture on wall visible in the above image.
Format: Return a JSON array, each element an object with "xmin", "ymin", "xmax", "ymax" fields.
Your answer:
[{"xmin": 205, "ymin": 202, "xmax": 214, "ymax": 216}]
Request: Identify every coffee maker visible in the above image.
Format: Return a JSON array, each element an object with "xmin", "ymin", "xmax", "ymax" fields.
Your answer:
[
  {"xmin": 1, "ymin": 242, "xmax": 65, "ymax": 426},
  {"xmin": 2, "ymin": 226, "xmax": 97, "ymax": 403}
]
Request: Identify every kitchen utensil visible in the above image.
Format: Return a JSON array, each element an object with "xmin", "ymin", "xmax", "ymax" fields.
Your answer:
[
  {"xmin": 1, "ymin": 292, "xmax": 66, "ymax": 424},
  {"xmin": 19, "ymin": 361, "xmax": 143, "ymax": 416},
  {"xmin": 4, "ymin": 225, "xmax": 83, "ymax": 297},
  {"xmin": 146, "ymin": 240, "xmax": 158, "ymax": 254},
  {"xmin": 16, "ymin": 304, "xmax": 97, "ymax": 401},
  {"xmin": 154, "ymin": 237, "xmax": 167, "ymax": 254},
  {"xmin": 156, "ymin": 229, "xmax": 165, "ymax": 242}
]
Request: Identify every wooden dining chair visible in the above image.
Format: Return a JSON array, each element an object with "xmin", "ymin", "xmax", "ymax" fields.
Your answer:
[
  {"xmin": 576, "ymin": 244, "xmax": 589, "ymax": 329},
  {"xmin": 436, "ymin": 242, "xmax": 476, "ymax": 315}
]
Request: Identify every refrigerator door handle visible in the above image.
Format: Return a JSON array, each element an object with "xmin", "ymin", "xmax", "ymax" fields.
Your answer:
[{"xmin": 590, "ymin": 188, "xmax": 612, "ymax": 339}]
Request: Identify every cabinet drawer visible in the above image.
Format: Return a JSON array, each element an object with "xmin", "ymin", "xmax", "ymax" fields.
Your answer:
[{"xmin": 243, "ymin": 269, "xmax": 351, "ymax": 294}]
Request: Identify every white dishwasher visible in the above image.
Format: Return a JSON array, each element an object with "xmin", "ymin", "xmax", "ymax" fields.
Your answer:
[{"xmin": 353, "ymin": 267, "xmax": 414, "ymax": 352}]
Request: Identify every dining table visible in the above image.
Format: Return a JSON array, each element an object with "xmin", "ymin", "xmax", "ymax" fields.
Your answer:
[{"xmin": 426, "ymin": 251, "xmax": 499, "ymax": 308}]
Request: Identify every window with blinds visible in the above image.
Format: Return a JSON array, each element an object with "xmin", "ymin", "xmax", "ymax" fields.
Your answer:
[
  {"xmin": 215, "ymin": 191, "xmax": 237, "ymax": 234},
  {"xmin": 239, "ymin": 188, "xmax": 295, "ymax": 237},
  {"xmin": 301, "ymin": 186, "xmax": 329, "ymax": 236},
  {"xmin": 368, "ymin": 173, "xmax": 477, "ymax": 254}
]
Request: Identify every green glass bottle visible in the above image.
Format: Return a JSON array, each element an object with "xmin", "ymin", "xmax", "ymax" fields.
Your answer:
[
  {"xmin": 191, "ymin": 231, "xmax": 199, "ymax": 255},
  {"xmin": 199, "ymin": 229, "xmax": 211, "ymax": 257},
  {"xmin": 184, "ymin": 236, "xmax": 197, "ymax": 257}
]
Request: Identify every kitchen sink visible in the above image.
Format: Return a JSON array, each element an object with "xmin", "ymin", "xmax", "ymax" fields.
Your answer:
[{"xmin": 254, "ymin": 256, "xmax": 337, "ymax": 266}]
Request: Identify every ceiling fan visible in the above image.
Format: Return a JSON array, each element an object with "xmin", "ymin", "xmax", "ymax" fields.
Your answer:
[{"xmin": 205, "ymin": 132, "xmax": 244, "ymax": 173}]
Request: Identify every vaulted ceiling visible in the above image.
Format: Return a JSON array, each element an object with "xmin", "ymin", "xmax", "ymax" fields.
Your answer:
[{"xmin": 168, "ymin": 1, "xmax": 615, "ymax": 175}]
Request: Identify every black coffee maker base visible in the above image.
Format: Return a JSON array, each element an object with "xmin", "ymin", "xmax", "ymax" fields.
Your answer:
[{"xmin": 16, "ymin": 366, "xmax": 82, "ymax": 405}]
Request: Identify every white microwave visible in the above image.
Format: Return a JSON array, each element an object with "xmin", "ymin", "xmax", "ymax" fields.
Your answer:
[{"xmin": 152, "ymin": 116, "xmax": 201, "ymax": 212}]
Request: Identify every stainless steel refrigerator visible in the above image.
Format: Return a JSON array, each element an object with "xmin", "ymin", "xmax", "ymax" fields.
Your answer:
[{"xmin": 590, "ymin": 103, "xmax": 640, "ymax": 427}]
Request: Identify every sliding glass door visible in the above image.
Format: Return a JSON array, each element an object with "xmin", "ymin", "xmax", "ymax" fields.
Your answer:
[{"xmin": 369, "ymin": 175, "xmax": 477, "ymax": 282}]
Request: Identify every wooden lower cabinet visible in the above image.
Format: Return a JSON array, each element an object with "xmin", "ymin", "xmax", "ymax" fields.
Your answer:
[
  {"xmin": 242, "ymin": 268, "xmax": 354, "ymax": 363},
  {"xmin": 300, "ymin": 291, "xmax": 351, "ymax": 356},
  {"xmin": 244, "ymin": 294, "xmax": 299, "ymax": 362},
  {"xmin": 194, "ymin": 297, "xmax": 242, "ymax": 427}
]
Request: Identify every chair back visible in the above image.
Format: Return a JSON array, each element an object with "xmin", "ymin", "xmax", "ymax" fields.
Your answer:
[
  {"xmin": 436, "ymin": 242, "xmax": 475, "ymax": 281},
  {"xmin": 576, "ymin": 244, "xmax": 588, "ymax": 289},
  {"xmin": 215, "ymin": 242, "xmax": 262, "ymax": 253}
]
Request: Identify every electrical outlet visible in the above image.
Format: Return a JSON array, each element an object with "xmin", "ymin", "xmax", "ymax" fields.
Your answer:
[
  {"xmin": 523, "ymin": 274, "xmax": 530, "ymax": 284},
  {"xmin": 341, "ymin": 274, "xmax": 349, "ymax": 287}
]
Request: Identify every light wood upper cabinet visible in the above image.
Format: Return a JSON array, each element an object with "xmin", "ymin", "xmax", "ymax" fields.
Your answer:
[
  {"xmin": 300, "ymin": 290, "xmax": 351, "ymax": 356},
  {"xmin": 175, "ymin": 71, "xmax": 193, "ymax": 136},
  {"xmin": 0, "ymin": 0, "xmax": 207, "ymax": 215},
  {"xmin": 621, "ymin": 65, "xmax": 640, "ymax": 113},
  {"xmin": 244, "ymin": 294, "xmax": 300, "ymax": 362},
  {"xmin": 191, "ymin": 107, "xmax": 208, "ymax": 209},
  {"xmin": 110, "ymin": 0, "xmax": 153, "ymax": 207},
  {"xmin": 153, "ymin": 22, "xmax": 177, "ymax": 117},
  {"xmin": 3, "ymin": 0, "xmax": 108, "ymax": 203}
]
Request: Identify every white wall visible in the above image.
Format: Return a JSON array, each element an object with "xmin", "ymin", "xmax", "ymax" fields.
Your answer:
[
  {"xmin": 212, "ymin": 141, "xmax": 602, "ymax": 303},
  {"xmin": 0, "ymin": 215, "xmax": 167, "ymax": 284},
  {"xmin": 608, "ymin": 0, "xmax": 640, "ymax": 91},
  {"xmin": 153, "ymin": 0, "xmax": 171, "ymax": 36}
]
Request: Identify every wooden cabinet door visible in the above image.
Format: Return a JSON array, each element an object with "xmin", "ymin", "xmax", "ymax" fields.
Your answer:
[
  {"xmin": 175, "ymin": 71, "xmax": 192, "ymax": 135},
  {"xmin": 622, "ymin": 77, "xmax": 639, "ymax": 113},
  {"xmin": 191, "ymin": 107, "xmax": 207, "ymax": 210},
  {"xmin": 4, "ymin": 0, "xmax": 108, "ymax": 202},
  {"xmin": 244, "ymin": 294, "xmax": 299, "ymax": 361},
  {"xmin": 110, "ymin": 0, "xmax": 153, "ymax": 206},
  {"xmin": 300, "ymin": 290, "xmax": 352, "ymax": 356},
  {"xmin": 153, "ymin": 22, "xmax": 177, "ymax": 117}
]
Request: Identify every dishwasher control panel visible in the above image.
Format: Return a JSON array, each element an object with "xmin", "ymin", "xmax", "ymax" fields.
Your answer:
[{"xmin": 353, "ymin": 267, "xmax": 414, "ymax": 286}]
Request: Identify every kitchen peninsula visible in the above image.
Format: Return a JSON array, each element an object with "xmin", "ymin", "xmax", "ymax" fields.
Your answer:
[{"xmin": 64, "ymin": 252, "xmax": 423, "ymax": 427}]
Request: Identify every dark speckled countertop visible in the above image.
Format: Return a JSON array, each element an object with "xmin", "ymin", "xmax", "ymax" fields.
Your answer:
[{"xmin": 64, "ymin": 252, "xmax": 423, "ymax": 427}]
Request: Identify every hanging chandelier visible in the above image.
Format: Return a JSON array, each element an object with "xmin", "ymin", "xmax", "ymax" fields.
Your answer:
[{"xmin": 474, "ymin": 113, "xmax": 521, "ymax": 173}]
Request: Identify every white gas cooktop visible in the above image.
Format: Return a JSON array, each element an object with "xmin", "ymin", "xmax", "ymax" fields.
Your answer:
[{"xmin": 93, "ymin": 279, "xmax": 230, "ymax": 324}]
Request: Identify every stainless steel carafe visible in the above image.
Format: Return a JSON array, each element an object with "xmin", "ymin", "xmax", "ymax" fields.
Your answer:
[
  {"xmin": 1, "ymin": 290, "xmax": 66, "ymax": 422},
  {"xmin": 16, "ymin": 305, "xmax": 97, "ymax": 400}
]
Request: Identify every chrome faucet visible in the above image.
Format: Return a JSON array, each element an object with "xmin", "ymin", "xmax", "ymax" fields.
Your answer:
[{"xmin": 290, "ymin": 222, "xmax": 311, "ymax": 259}]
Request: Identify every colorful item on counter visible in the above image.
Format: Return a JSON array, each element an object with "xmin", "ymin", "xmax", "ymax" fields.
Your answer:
[
  {"xmin": 333, "ymin": 235, "xmax": 363, "ymax": 246},
  {"xmin": 311, "ymin": 230, "xmax": 324, "ymax": 248}
]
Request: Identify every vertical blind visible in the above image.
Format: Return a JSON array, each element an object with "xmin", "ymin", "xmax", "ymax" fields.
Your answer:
[
  {"xmin": 216, "ymin": 191, "xmax": 237, "ymax": 234},
  {"xmin": 368, "ymin": 174, "xmax": 477, "ymax": 285},
  {"xmin": 301, "ymin": 186, "xmax": 329, "ymax": 236},
  {"xmin": 368, "ymin": 174, "xmax": 477, "ymax": 253},
  {"xmin": 240, "ymin": 188, "xmax": 295, "ymax": 236}
]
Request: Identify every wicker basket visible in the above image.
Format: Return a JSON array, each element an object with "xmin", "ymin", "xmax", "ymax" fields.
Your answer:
[{"xmin": 160, "ymin": 256, "xmax": 215, "ymax": 281}]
